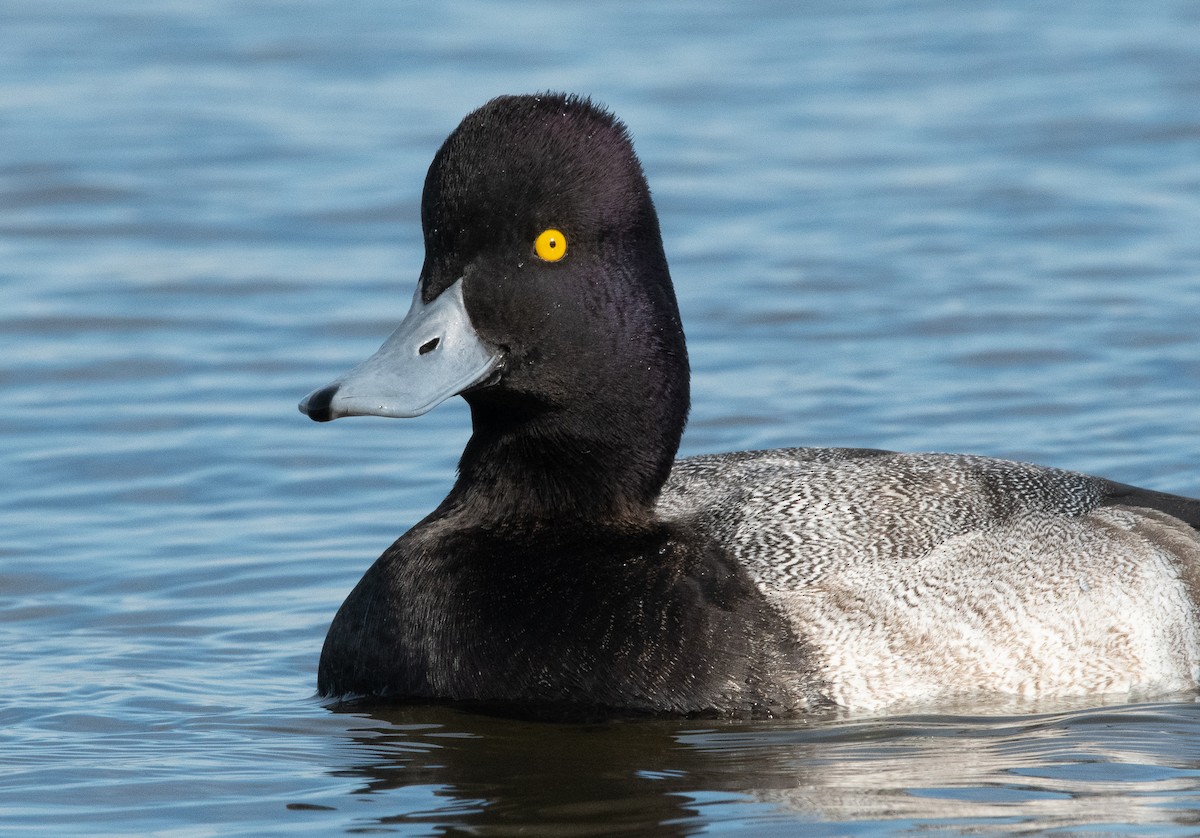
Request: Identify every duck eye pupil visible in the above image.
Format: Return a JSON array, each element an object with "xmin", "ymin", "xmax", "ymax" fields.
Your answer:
[{"xmin": 535, "ymin": 228, "xmax": 568, "ymax": 262}]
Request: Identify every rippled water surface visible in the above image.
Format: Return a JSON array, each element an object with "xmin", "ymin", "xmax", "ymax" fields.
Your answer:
[{"xmin": 4, "ymin": 1, "xmax": 1200, "ymax": 834}]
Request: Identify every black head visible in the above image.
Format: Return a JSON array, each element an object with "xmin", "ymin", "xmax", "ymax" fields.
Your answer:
[
  {"xmin": 419, "ymin": 94, "xmax": 691, "ymax": 521},
  {"xmin": 301, "ymin": 94, "xmax": 690, "ymax": 521}
]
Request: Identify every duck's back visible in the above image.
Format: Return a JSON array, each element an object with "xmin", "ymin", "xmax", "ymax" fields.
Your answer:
[{"xmin": 658, "ymin": 448, "xmax": 1200, "ymax": 710}]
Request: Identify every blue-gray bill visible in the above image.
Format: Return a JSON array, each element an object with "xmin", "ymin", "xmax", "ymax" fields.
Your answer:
[{"xmin": 299, "ymin": 278, "xmax": 501, "ymax": 422}]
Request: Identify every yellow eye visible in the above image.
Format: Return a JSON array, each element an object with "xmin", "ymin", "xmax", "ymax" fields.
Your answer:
[{"xmin": 534, "ymin": 228, "xmax": 567, "ymax": 262}]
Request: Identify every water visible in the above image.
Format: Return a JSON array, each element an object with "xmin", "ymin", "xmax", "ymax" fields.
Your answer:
[{"xmin": 3, "ymin": 0, "xmax": 1200, "ymax": 833}]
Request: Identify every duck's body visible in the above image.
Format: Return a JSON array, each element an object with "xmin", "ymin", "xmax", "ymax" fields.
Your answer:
[
  {"xmin": 662, "ymin": 448, "xmax": 1200, "ymax": 711},
  {"xmin": 302, "ymin": 93, "xmax": 1200, "ymax": 716}
]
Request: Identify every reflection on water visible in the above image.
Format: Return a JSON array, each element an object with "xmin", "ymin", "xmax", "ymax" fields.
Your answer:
[{"xmin": 323, "ymin": 697, "xmax": 1200, "ymax": 834}]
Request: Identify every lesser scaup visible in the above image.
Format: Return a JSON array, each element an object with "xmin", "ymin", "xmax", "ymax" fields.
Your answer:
[{"xmin": 301, "ymin": 93, "xmax": 1200, "ymax": 716}]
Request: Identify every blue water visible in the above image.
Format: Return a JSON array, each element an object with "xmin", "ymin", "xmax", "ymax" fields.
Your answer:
[{"xmin": 3, "ymin": 1, "xmax": 1200, "ymax": 834}]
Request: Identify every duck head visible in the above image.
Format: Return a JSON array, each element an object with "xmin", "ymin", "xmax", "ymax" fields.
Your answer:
[{"xmin": 301, "ymin": 94, "xmax": 690, "ymax": 518}]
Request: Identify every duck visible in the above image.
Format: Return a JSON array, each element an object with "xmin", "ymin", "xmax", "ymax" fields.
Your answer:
[{"xmin": 300, "ymin": 92, "xmax": 1200, "ymax": 716}]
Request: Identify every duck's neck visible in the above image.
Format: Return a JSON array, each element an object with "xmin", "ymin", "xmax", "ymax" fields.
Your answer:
[{"xmin": 450, "ymin": 381, "xmax": 687, "ymax": 527}]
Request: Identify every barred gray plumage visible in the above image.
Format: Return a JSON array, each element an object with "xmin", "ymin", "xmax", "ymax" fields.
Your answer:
[{"xmin": 659, "ymin": 448, "xmax": 1200, "ymax": 710}]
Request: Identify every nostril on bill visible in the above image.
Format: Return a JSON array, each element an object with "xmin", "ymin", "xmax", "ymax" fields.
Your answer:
[{"xmin": 418, "ymin": 337, "xmax": 440, "ymax": 355}]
